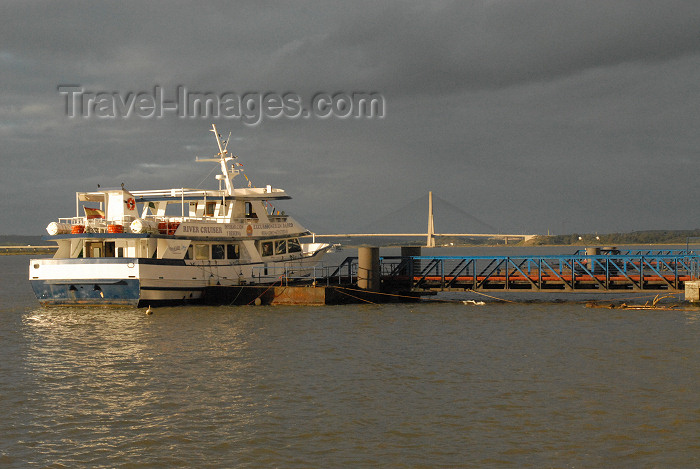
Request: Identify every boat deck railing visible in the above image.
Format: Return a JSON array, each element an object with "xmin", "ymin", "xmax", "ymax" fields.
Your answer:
[
  {"xmin": 139, "ymin": 215, "xmax": 268, "ymax": 225},
  {"xmin": 251, "ymin": 260, "xmax": 358, "ymax": 286},
  {"xmin": 58, "ymin": 216, "xmax": 138, "ymax": 233},
  {"xmin": 130, "ymin": 188, "xmax": 224, "ymax": 198},
  {"xmin": 56, "ymin": 214, "xmax": 278, "ymax": 234}
]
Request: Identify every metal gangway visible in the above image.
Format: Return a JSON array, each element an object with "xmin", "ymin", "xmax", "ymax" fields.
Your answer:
[{"xmin": 333, "ymin": 250, "xmax": 700, "ymax": 293}]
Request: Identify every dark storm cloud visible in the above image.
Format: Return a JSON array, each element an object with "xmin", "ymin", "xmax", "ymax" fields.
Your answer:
[
  {"xmin": 2, "ymin": 1, "xmax": 700, "ymax": 235},
  {"xmin": 321, "ymin": 0, "xmax": 700, "ymax": 93},
  {"xmin": 6, "ymin": 1, "xmax": 699, "ymax": 92}
]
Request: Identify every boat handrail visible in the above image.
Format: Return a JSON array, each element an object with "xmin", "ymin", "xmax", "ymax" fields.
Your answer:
[
  {"xmin": 57, "ymin": 214, "xmax": 283, "ymax": 228},
  {"xmin": 57, "ymin": 214, "xmax": 289, "ymax": 226},
  {"xmin": 84, "ymin": 219, "xmax": 108, "ymax": 233},
  {"xmin": 58, "ymin": 215, "xmax": 136, "ymax": 224},
  {"xmin": 141, "ymin": 215, "xmax": 227, "ymax": 223},
  {"xmin": 139, "ymin": 215, "xmax": 263, "ymax": 224},
  {"xmin": 128, "ymin": 187, "xmax": 287, "ymax": 200},
  {"xmin": 130, "ymin": 188, "xmax": 225, "ymax": 198}
]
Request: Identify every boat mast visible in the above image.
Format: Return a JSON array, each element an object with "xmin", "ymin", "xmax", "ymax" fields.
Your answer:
[{"xmin": 196, "ymin": 124, "xmax": 237, "ymax": 196}]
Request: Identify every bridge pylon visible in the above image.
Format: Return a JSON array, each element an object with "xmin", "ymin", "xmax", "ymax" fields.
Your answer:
[{"xmin": 426, "ymin": 191, "xmax": 436, "ymax": 247}]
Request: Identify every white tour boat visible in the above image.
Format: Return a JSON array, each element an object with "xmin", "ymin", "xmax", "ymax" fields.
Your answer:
[{"xmin": 30, "ymin": 125, "xmax": 330, "ymax": 306}]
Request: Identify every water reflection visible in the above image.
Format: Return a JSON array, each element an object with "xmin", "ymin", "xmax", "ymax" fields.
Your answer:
[
  {"xmin": 18, "ymin": 306, "xmax": 261, "ymax": 466},
  {"xmin": 684, "ymin": 309, "xmax": 700, "ymax": 324}
]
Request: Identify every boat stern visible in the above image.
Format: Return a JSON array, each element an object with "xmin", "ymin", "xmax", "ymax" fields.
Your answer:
[{"xmin": 29, "ymin": 258, "xmax": 141, "ymax": 307}]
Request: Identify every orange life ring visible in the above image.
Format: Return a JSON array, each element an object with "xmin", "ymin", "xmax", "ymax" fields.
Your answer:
[{"xmin": 125, "ymin": 198, "xmax": 136, "ymax": 211}]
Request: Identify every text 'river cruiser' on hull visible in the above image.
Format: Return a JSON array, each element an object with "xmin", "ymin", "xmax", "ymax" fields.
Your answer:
[{"xmin": 30, "ymin": 125, "xmax": 330, "ymax": 306}]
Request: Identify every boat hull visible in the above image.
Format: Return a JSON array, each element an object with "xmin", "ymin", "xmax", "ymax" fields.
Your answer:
[{"xmin": 29, "ymin": 250, "xmax": 329, "ymax": 307}]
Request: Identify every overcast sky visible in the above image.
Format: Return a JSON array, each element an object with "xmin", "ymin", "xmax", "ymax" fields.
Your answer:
[{"xmin": 3, "ymin": 1, "xmax": 700, "ymax": 236}]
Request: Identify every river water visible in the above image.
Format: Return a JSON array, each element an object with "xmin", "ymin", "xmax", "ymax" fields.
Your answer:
[{"xmin": 1, "ymin": 252, "xmax": 699, "ymax": 467}]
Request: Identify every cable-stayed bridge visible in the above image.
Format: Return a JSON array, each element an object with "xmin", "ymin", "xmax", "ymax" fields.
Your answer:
[{"xmin": 309, "ymin": 192, "xmax": 537, "ymax": 246}]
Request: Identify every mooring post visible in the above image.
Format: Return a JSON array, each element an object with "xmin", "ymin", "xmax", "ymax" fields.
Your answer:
[
  {"xmin": 586, "ymin": 246, "xmax": 601, "ymax": 273},
  {"xmin": 401, "ymin": 246, "xmax": 421, "ymax": 278},
  {"xmin": 358, "ymin": 246, "xmax": 380, "ymax": 291},
  {"xmin": 685, "ymin": 280, "xmax": 700, "ymax": 303}
]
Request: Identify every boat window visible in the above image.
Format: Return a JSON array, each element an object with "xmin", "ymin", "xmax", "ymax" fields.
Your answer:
[
  {"xmin": 104, "ymin": 242, "xmax": 115, "ymax": 258},
  {"xmin": 204, "ymin": 201, "xmax": 216, "ymax": 217},
  {"xmin": 261, "ymin": 241, "xmax": 273, "ymax": 257},
  {"xmin": 185, "ymin": 245, "xmax": 193, "ymax": 260},
  {"xmin": 195, "ymin": 244, "xmax": 209, "ymax": 260},
  {"xmin": 275, "ymin": 239, "xmax": 287, "ymax": 255},
  {"xmin": 86, "ymin": 242, "xmax": 102, "ymax": 258},
  {"xmin": 227, "ymin": 244, "xmax": 240, "ymax": 259},
  {"xmin": 117, "ymin": 247, "xmax": 124, "ymax": 258},
  {"xmin": 288, "ymin": 238, "xmax": 302, "ymax": 253},
  {"xmin": 245, "ymin": 202, "xmax": 257, "ymax": 219},
  {"xmin": 212, "ymin": 244, "xmax": 225, "ymax": 259}
]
